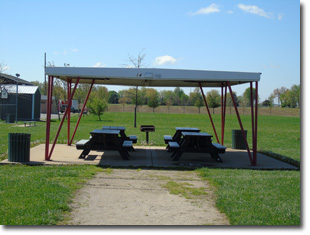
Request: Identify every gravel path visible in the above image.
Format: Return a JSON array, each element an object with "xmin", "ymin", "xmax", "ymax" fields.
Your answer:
[{"xmin": 66, "ymin": 169, "xmax": 229, "ymax": 225}]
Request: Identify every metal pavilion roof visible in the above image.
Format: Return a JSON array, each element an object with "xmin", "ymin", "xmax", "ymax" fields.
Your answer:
[{"xmin": 45, "ymin": 67, "xmax": 261, "ymax": 87}]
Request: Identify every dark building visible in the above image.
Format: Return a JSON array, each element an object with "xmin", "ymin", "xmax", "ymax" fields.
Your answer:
[{"xmin": 0, "ymin": 73, "xmax": 41, "ymax": 121}]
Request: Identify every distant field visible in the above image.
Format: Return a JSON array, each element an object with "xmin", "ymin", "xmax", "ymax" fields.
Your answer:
[{"xmin": 107, "ymin": 104, "xmax": 300, "ymax": 117}]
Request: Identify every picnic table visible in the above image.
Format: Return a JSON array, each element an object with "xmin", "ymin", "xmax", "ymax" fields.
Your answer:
[
  {"xmin": 75, "ymin": 129, "xmax": 133, "ymax": 160},
  {"xmin": 168, "ymin": 131, "xmax": 226, "ymax": 162},
  {"xmin": 102, "ymin": 126, "xmax": 137, "ymax": 144},
  {"xmin": 164, "ymin": 127, "xmax": 200, "ymax": 145}
]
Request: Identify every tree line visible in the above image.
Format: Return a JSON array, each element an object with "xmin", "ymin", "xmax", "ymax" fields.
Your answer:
[{"xmin": 32, "ymin": 79, "xmax": 300, "ymax": 120}]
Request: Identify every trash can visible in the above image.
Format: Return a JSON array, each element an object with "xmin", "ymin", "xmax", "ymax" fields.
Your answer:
[
  {"xmin": 8, "ymin": 133, "xmax": 31, "ymax": 162},
  {"xmin": 232, "ymin": 130, "xmax": 247, "ymax": 150},
  {"xmin": 6, "ymin": 114, "xmax": 15, "ymax": 123}
]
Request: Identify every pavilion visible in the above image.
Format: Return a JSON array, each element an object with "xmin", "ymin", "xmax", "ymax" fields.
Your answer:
[{"xmin": 44, "ymin": 67, "xmax": 260, "ymax": 165}]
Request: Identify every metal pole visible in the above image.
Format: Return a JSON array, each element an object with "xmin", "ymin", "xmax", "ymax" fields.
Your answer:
[
  {"xmin": 69, "ymin": 80, "xmax": 94, "ymax": 145},
  {"xmin": 134, "ymin": 86, "xmax": 138, "ymax": 128},
  {"xmin": 45, "ymin": 76, "xmax": 53, "ymax": 160},
  {"xmin": 199, "ymin": 83, "xmax": 220, "ymax": 143},
  {"xmin": 15, "ymin": 81, "xmax": 18, "ymax": 123},
  {"xmin": 44, "ymin": 53, "xmax": 47, "ymax": 95},
  {"xmin": 47, "ymin": 78, "xmax": 80, "ymax": 160},
  {"xmin": 250, "ymin": 82, "xmax": 255, "ymax": 161},
  {"xmin": 254, "ymin": 81, "xmax": 259, "ymax": 165},
  {"xmin": 227, "ymin": 82, "xmax": 253, "ymax": 165},
  {"xmin": 67, "ymin": 78, "xmax": 72, "ymax": 145},
  {"xmin": 221, "ymin": 83, "xmax": 227, "ymax": 145}
]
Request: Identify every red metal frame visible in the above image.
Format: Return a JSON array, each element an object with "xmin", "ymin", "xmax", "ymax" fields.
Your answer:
[
  {"xmin": 45, "ymin": 76, "xmax": 54, "ymax": 160},
  {"xmin": 227, "ymin": 81, "xmax": 254, "ymax": 165},
  {"xmin": 45, "ymin": 77, "xmax": 80, "ymax": 161},
  {"xmin": 44, "ymin": 75, "xmax": 258, "ymax": 166},
  {"xmin": 69, "ymin": 80, "xmax": 95, "ymax": 145},
  {"xmin": 67, "ymin": 78, "xmax": 72, "ymax": 145},
  {"xmin": 199, "ymin": 82, "xmax": 220, "ymax": 143},
  {"xmin": 221, "ymin": 83, "xmax": 227, "ymax": 145},
  {"xmin": 254, "ymin": 81, "xmax": 258, "ymax": 164}
]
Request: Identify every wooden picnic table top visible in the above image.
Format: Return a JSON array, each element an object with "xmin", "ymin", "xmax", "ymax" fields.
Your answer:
[
  {"xmin": 102, "ymin": 126, "xmax": 126, "ymax": 131},
  {"xmin": 175, "ymin": 127, "xmax": 200, "ymax": 131},
  {"xmin": 90, "ymin": 129, "xmax": 120, "ymax": 135},
  {"xmin": 181, "ymin": 132, "xmax": 213, "ymax": 137}
]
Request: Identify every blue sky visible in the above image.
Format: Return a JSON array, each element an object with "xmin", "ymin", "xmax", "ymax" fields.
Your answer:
[{"xmin": 0, "ymin": 0, "xmax": 301, "ymax": 101}]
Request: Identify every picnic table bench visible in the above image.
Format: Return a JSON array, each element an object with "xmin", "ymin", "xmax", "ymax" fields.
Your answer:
[
  {"xmin": 164, "ymin": 127, "xmax": 200, "ymax": 144},
  {"xmin": 76, "ymin": 129, "xmax": 133, "ymax": 160},
  {"xmin": 168, "ymin": 132, "xmax": 226, "ymax": 162},
  {"xmin": 24, "ymin": 121, "xmax": 36, "ymax": 127}
]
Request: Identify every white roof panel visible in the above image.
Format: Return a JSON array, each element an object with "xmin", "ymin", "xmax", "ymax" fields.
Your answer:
[
  {"xmin": 45, "ymin": 67, "xmax": 261, "ymax": 87},
  {"xmin": 3, "ymin": 85, "xmax": 38, "ymax": 94}
]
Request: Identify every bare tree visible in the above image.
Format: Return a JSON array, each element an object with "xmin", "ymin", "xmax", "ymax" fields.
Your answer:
[
  {"xmin": 124, "ymin": 49, "xmax": 147, "ymax": 127},
  {"xmin": 126, "ymin": 49, "xmax": 147, "ymax": 68}
]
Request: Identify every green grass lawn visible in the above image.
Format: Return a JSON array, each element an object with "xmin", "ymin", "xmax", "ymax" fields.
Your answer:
[
  {"xmin": 197, "ymin": 168, "xmax": 300, "ymax": 225},
  {"xmin": 0, "ymin": 165, "xmax": 102, "ymax": 225},
  {"xmin": 0, "ymin": 112, "xmax": 300, "ymax": 225}
]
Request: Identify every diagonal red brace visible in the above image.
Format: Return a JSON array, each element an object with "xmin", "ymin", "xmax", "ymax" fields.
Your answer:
[
  {"xmin": 47, "ymin": 77, "xmax": 80, "ymax": 161},
  {"xmin": 69, "ymin": 80, "xmax": 95, "ymax": 145},
  {"xmin": 199, "ymin": 82, "xmax": 220, "ymax": 143}
]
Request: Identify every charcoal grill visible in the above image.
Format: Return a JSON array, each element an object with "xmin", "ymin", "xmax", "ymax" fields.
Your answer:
[{"xmin": 140, "ymin": 125, "xmax": 155, "ymax": 144}]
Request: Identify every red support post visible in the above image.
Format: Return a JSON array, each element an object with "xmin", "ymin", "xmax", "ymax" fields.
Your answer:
[
  {"xmin": 253, "ymin": 81, "xmax": 259, "ymax": 165},
  {"xmin": 69, "ymin": 80, "xmax": 95, "ymax": 145},
  {"xmin": 45, "ymin": 76, "xmax": 53, "ymax": 161},
  {"xmin": 199, "ymin": 83, "xmax": 220, "ymax": 143},
  {"xmin": 221, "ymin": 85, "xmax": 224, "ymax": 144},
  {"xmin": 47, "ymin": 78, "xmax": 80, "ymax": 161},
  {"xmin": 221, "ymin": 83, "xmax": 227, "ymax": 145},
  {"xmin": 67, "ymin": 78, "xmax": 72, "ymax": 145},
  {"xmin": 250, "ymin": 82, "xmax": 255, "ymax": 164},
  {"xmin": 227, "ymin": 82, "xmax": 253, "ymax": 165}
]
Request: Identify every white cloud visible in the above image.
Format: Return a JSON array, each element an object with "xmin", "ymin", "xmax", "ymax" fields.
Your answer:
[
  {"xmin": 0, "ymin": 65, "xmax": 9, "ymax": 71},
  {"xmin": 278, "ymin": 13, "xmax": 284, "ymax": 20},
  {"xmin": 154, "ymin": 55, "xmax": 177, "ymax": 66},
  {"xmin": 93, "ymin": 62, "xmax": 106, "ymax": 67},
  {"xmin": 237, "ymin": 4, "xmax": 272, "ymax": 19},
  {"xmin": 189, "ymin": 3, "xmax": 220, "ymax": 16},
  {"xmin": 226, "ymin": 10, "xmax": 234, "ymax": 14},
  {"xmin": 72, "ymin": 48, "xmax": 79, "ymax": 53}
]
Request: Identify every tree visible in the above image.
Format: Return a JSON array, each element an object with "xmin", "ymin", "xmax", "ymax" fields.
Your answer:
[
  {"xmin": 268, "ymin": 94, "xmax": 275, "ymax": 115},
  {"xmin": 108, "ymin": 91, "xmax": 120, "ymax": 104},
  {"xmin": 280, "ymin": 84, "xmax": 300, "ymax": 108},
  {"xmin": 189, "ymin": 88, "xmax": 203, "ymax": 113},
  {"xmin": 194, "ymin": 96, "xmax": 204, "ymax": 113},
  {"xmin": 227, "ymin": 91, "xmax": 238, "ymax": 114},
  {"xmin": 146, "ymin": 88, "xmax": 160, "ymax": 112},
  {"xmin": 206, "ymin": 90, "xmax": 220, "ymax": 114},
  {"xmin": 273, "ymin": 87, "xmax": 287, "ymax": 106},
  {"xmin": 243, "ymin": 87, "xmax": 258, "ymax": 107},
  {"xmin": 173, "ymin": 87, "xmax": 186, "ymax": 105},
  {"xmin": 88, "ymin": 97, "xmax": 108, "ymax": 121}
]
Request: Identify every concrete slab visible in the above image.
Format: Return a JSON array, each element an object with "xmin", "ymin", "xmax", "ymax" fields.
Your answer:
[{"xmin": 0, "ymin": 144, "xmax": 299, "ymax": 170}]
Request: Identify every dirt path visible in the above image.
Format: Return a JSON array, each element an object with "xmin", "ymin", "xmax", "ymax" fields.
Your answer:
[{"xmin": 66, "ymin": 169, "xmax": 229, "ymax": 225}]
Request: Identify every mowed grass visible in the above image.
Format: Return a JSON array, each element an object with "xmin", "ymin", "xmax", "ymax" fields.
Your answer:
[
  {"xmin": 197, "ymin": 168, "xmax": 300, "ymax": 225},
  {"xmin": 0, "ymin": 165, "xmax": 102, "ymax": 225},
  {"xmin": 0, "ymin": 111, "xmax": 300, "ymax": 225}
]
